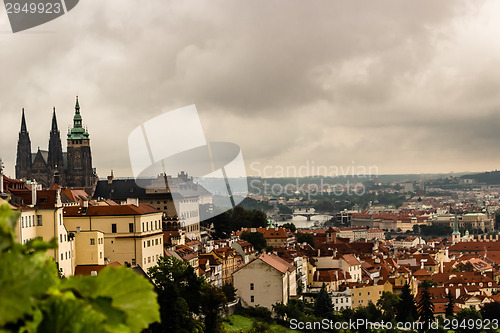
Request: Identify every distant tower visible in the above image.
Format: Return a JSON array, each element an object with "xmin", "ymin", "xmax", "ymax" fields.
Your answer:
[
  {"xmin": 15, "ymin": 108, "xmax": 32, "ymax": 180},
  {"xmin": 66, "ymin": 96, "xmax": 94, "ymax": 187},
  {"xmin": 452, "ymin": 213, "xmax": 461, "ymax": 244},
  {"xmin": 47, "ymin": 107, "xmax": 65, "ymax": 181}
]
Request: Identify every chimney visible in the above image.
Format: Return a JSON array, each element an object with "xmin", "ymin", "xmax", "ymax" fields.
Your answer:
[
  {"xmin": 32, "ymin": 181, "xmax": 37, "ymax": 206},
  {"xmin": 126, "ymin": 198, "xmax": 139, "ymax": 207},
  {"xmin": 107, "ymin": 170, "xmax": 114, "ymax": 184}
]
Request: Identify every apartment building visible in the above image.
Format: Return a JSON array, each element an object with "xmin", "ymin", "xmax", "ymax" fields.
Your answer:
[
  {"xmin": 11, "ymin": 188, "xmax": 75, "ymax": 277},
  {"xmin": 233, "ymin": 253, "xmax": 297, "ymax": 309},
  {"xmin": 63, "ymin": 203, "xmax": 163, "ymax": 271}
]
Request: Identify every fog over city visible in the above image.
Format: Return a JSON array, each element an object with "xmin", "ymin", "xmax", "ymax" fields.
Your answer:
[{"xmin": 1, "ymin": 0, "xmax": 500, "ymax": 178}]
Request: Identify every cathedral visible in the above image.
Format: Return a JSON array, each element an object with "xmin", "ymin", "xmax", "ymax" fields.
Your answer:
[{"xmin": 15, "ymin": 97, "xmax": 97, "ymax": 188}]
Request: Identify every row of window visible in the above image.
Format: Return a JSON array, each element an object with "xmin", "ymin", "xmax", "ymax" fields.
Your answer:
[
  {"xmin": 186, "ymin": 223, "xmax": 199, "ymax": 233},
  {"xmin": 108, "ymin": 220, "xmax": 162, "ymax": 234},
  {"xmin": 60, "ymin": 250, "xmax": 72, "ymax": 261},
  {"xmin": 144, "ymin": 237, "xmax": 162, "ymax": 248},
  {"xmin": 357, "ymin": 290, "xmax": 382, "ymax": 297},
  {"xmin": 143, "ymin": 254, "xmax": 160, "ymax": 265},
  {"xmin": 180, "ymin": 210, "xmax": 199, "ymax": 219},
  {"xmin": 90, "ymin": 237, "xmax": 104, "ymax": 245},
  {"xmin": 150, "ymin": 200, "xmax": 168, "ymax": 205},
  {"xmin": 141, "ymin": 220, "xmax": 162, "ymax": 233},
  {"xmin": 59, "ymin": 233, "xmax": 70, "ymax": 243},
  {"xmin": 21, "ymin": 215, "xmax": 42, "ymax": 228}
]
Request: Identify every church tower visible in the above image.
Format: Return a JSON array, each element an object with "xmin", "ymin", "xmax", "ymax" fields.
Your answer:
[
  {"xmin": 66, "ymin": 97, "xmax": 94, "ymax": 187},
  {"xmin": 452, "ymin": 213, "xmax": 461, "ymax": 245},
  {"xmin": 15, "ymin": 109, "xmax": 32, "ymax": 180},
  {"xmin": 47, "ymin": 107, "xmax": 65, "ymax": 182}
]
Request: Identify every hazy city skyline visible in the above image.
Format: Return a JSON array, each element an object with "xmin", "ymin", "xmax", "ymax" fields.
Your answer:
[{"xmin": 1, "ymin": 0, "xmax": 500, "ymax": 178}]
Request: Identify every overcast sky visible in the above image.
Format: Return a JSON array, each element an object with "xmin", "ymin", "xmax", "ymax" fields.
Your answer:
[{"xmin": 1, "ymin": 0, "xmax": 500, "ymax": 179}]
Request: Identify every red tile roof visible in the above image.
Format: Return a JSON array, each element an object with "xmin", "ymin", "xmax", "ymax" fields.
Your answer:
[{"xmin": 63, "ymin": 204, "xmax": 160, "ymax": 216}]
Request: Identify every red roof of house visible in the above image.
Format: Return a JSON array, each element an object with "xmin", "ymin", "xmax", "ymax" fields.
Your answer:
[
  {"xmin": 258, "ymin": 253, "xmax": 296, "ymax": 274},
  {"xmin": 342, "ymin": 254, "xmax": 361, "ymax": 266},
  {"xmin": 63, "ymin": 204, "xmax": 159, "ymax": 216},
  {"xmin": 233, "ymin": 253, "xmax": 296, "ymax": 275},
  {"xmin": 449, "ymin": 241, "xmax": 500, "ymax": 252}
]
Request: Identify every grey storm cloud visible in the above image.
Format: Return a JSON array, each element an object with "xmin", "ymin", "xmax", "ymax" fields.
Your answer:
[{"xmin": 1, "ymin": 0, "xmax": 500, "ymax": 178}]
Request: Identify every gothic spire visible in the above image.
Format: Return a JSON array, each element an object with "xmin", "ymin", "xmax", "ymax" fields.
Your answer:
[
  {"xmin": 48, "ymin": 107, "xmax": 64, "ymax": 170},
  {"xmin": 51, "ymin": 107, "xmax": 59, "ymax": 134},
  {"xmin": 75, "ymin": 95, "xmax": 80, "ymax": 114},
  {"xmin": 20, "ymin": 108, "xmax": 28, "ymax": 134},
  {"xmin": 16, "ymin": 108, "xmax": 32, "ymax": 180}
]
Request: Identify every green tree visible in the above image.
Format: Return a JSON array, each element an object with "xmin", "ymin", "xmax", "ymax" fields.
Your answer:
[
  {"xmin": 240, "ymin": 231, "xmax": 267, "ymax": 252},
  {"xmin": 417, "ymin": 284, "xmax": 435, "ymax": 330},
  {"xmin": 452, "ymin": 262, "xmax": 474, "ymax": 272},
  {"xmin": 397, "ymin": 283, "xmax": 418, "ymax": 322},
  {"xmin": 278, "ymin": 204, "xmax": 293, "ymax": 215},
  {"xmin": 222, "ymin": 283, "xmax": 237, "ymax": 303},
  {"xmin": 296, "ymin": 232, "xmax": 314, "ymax": 247},
  {"xmin": 377, "ymin": 291, "xmax": 400, "ymax": 322},
  {"xmin": 237, "ymin": 306, "xmax": 273, "ymax": 323},
  {"xmin": 281, "ymin": 222, "xmax": 296, "ymax": 232},
  {"xmin": 147, "ymin": 256, "xmax": 205, "ymax": 332},
  {"xmin": 420, "ymin": 279, "xmax": 437, "ymax": 288},
  {"xmin": 480, "ymin": 301, "xmax": 500, "ymax": 321},
  {"xmin": 0, "ymin": 202, "xmax": 159, "ymax": 332},
  {"xmin": 313, "ymin": 200, "xmax": 335, "ymax": 212},
  {"xmin": 273, "ymin": 300, "xmax": 309, "ymax": 323},
  {"xmin": 314, "ymin": 284, "xmax": 333, "ymax": 319},
  {"xmin": 206, "ymin": 207, "xmax": 268, "ymax": 238},
  {"xmin": 200, "ymin": 284, "xmax": 227, "ymax": 333},
  {"xmin": 445, "ymin": 290, "xmax": 455, "ymax": 318},
  {"xmin": 353, "ymin": 302, "xmax": 382, "ymax": 333},
  {"xmin": 249, "ymin": 321, "xmax": 271, "ymax": 333},
  {"xmin": 455, "ymin": 308, "xmax": 481, "ymax": 333}
]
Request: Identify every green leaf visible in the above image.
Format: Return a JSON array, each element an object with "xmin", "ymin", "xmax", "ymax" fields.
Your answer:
[
  {"xmin": 37, "ymin": 295, "xmax": 106, "ymax": 333},
  {"xmin": 0, "ymin": 251, "xmax": 59, "ymax": 326},
  {"xmin": 62, "ymin": 267, "xmax": 159, "ymax": 332},
  {"xmin": 0, "ymin": 203, "xmax": 19, "ymax": 253},
  {"xmin": 25, "ymin": 237, "xmax": 58, "ymax": 253}
]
